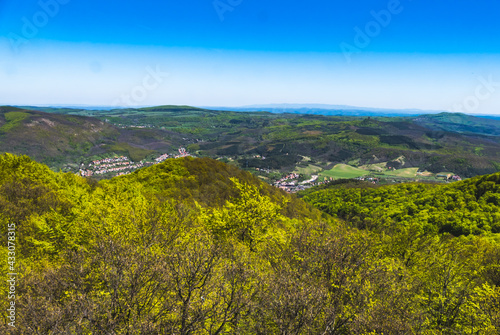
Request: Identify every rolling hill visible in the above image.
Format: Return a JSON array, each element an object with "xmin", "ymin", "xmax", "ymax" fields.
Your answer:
[
  {"xmin": 3, "ymin": 105, "xmax": 500, "ymax": 179},
  {"xmin": 0, "ymin": 106, "xmax": 188, "ymax": 171},
  {"xmin": 413, "ymin": 112, "xmax": 500, "ymax": 136},
  {"xmin": 0, "ymin": 106, "xmax": 120, "ymax": 169}
]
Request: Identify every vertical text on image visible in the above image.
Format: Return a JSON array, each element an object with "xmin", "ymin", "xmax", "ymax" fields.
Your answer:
[{"xmin": 6, "ymin": 222, "xmax": 17, "ymax": 328}]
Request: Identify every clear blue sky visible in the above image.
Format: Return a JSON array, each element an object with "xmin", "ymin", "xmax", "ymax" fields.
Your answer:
[{"xmin": 1, "ymin": 0, "xmax": 500, "ymax": 113}]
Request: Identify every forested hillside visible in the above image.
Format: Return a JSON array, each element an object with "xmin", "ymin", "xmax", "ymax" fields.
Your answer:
[
  {"xmin": 1, "ymin": 153, "xmax": 500, "ymax": 334},
  {"xmin": 301, "ymin": 173, "xmax": 500, "ymax": 237},
  {"xmin": 0, "ymin": 106, "xmax": 185, "ymax": 171},
  {"xmin": 0, "ymin": 106, "xmax": 120, "ymax": 168},
  {"xmin": 413, "ymin": 113, "xmax": 500, "ymax": 136}
]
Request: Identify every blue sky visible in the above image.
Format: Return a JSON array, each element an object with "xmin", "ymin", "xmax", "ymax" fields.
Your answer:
[{"xmin": 1, "ymin": 0, "xmax": 500, "ymax": 113}]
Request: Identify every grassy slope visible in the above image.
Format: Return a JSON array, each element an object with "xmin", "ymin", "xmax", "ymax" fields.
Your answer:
[
  {"xmin": 320, "ymin": 164, "xmax": 370, "ymax": 179},
  {"xmin": 382, "ymin": 167, "xmax": 419, "ymax": 177}
]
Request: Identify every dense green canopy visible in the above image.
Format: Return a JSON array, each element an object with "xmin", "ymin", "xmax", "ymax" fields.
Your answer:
[
  {"xmin": 301, "ymin": 173, "xmax": 500, "ymax": 237},
  {"xmin": 1, "ymin": 153, "xmax": 499, "ymax": 334}
]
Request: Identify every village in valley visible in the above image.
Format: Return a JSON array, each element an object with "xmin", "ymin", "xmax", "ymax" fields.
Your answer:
[
  {"xmin": 78, "ymin": 146, "xmax": 463, "ymax": 192},
  {"xmin": 78, "ymin": 147, "xmax": 191, "ymax": 178}
]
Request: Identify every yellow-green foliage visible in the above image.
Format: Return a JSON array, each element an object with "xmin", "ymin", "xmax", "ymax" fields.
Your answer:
[
  {"xmin": 0, "ymin": 153, "xmax": 499, "ymax": 334},
  {"xmin": 303, "ymin": 174, "xmax": 500, "ymax": 236},
  {"xmin": 203, "ymin": 178, "xmax": 289, "ymax": 250}
]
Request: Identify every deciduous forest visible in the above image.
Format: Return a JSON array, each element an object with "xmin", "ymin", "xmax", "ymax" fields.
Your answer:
[{"xmin": 1, "ymin": 153, "xmax": 499, "ymax": 334}]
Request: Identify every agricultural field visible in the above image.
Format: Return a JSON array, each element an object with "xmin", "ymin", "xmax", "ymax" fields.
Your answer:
[
  {"xmin": 320, "ymin": 164, "xmax": 369, "ymax": 180},
  {"xmin": 382, "ymin": 167, "xmax": 419, "ymax": 177}
]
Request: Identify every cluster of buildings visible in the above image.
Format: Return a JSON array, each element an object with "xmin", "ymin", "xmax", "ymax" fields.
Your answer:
[
  {"xmin": 78, "ymin": 156, "xmax": 144, "ymax": 177},
  {"xmin": 274, "ymin": 173, "xmax": 299, "ymax": 186},
  {"xmin": 78, "ymin": 148, "xmax": 191, "ymax": 178},
  {"xmin": 176, "ymin": 147, "xmax": 189, "ymax": 158},
  {"xmin": 313, "ymin": 177, "xmax": 340, "ymax": 188},
  {"xmin": 93, "ymin": 162, "xmax": 145, "ymax": 175},
  {"xmin": 300, "ymin": 175, "xmax": 319, "ymax": 185},
  {"xmin": 153, "ymin": 148, "xmax": 190, "ymax": 164},
  {"xmin": 111, "ymin": 123, "xmax": 154, "ymax": 129},
  {"xmin": 435, "ymin": 174, "xmax": 462, "ymax": 181},
  {"xmin": 155, "ymin": 153, "xmax": 170, "ymax": 163},
  {"xmin": 90, "ymin": 156, "xmax": 129, "ymax": 166},
  {"xmin": 277, "ymin": 175, "xmax": 324, "ymax": 193},
  {"xmin": 355, "ymin": 177, "xmax": 380, "ymax": 183},
  {"xmin": 274, "ymin": 173, "xmax": 324, "ymax": 193},
  {"xmin": 274, "ymin": 173, "xmax": 300, "ymax": 192}
]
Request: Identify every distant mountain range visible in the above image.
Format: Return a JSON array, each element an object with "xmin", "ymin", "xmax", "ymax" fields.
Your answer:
[
  {"xmin": 12, "ymin": 103, "xmax": 500, "ymax": 118},
  {"xmin": 201, "ymin": 104, "xmax": 500, "ymax": 118},
  {"xmin": 239, "ymin": 103, "xmax": 444, "ymax": 114},
  {"xmin": 16, "ymin": 104, "xmax": 121, "ymax": 111}
]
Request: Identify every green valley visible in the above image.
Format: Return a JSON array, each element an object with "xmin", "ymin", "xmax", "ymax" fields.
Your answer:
[{"xmin": 4, "ymin": 105, "xmax": 500, "ymax": 187}]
